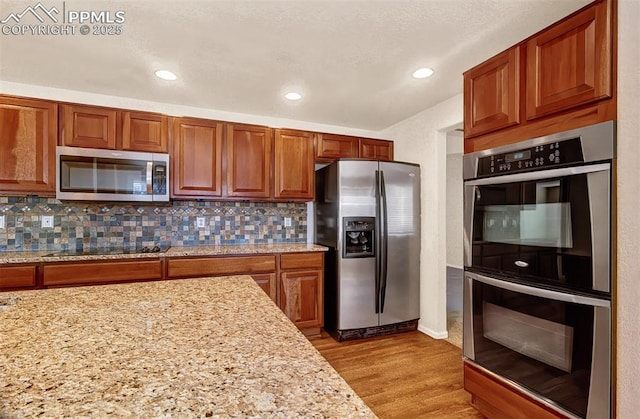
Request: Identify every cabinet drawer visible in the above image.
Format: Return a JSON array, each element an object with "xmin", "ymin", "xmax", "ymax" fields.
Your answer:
[
  {"xmin": 0, "ymin": 265, "xmax": 36, "ymax": 289},
  {"xmin": 43, "ymin": 260, "xmax": 162, "ymax": 286},
  {"xmin": 280, "ymin": 252, "xmax": 324, "ymax": 270},
  {"xmin": 167, "ymin": 255, "xmax": 276, "ymax": 278}
]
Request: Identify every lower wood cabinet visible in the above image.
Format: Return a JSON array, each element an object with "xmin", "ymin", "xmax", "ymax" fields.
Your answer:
[
  {"xmin": 166, "ymin": 255, "xmax": 277, "ymax": 302},
  {"xmin": 279, "ymin": 252, "xmax": 324, "ymax": 335},
  {"xmin": 0, "ymin": 265, "xmax": 37, "ymax": 290},
  {"xmin": 43, "ymin": 259, "xmax": 163, "ymax": 287},
  {"xmin": 464, "ymin": 361, "xmax": 567, "ymax": 419}
]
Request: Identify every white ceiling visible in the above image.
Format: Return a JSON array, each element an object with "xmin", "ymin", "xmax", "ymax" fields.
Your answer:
[{"xmin": 0, "ymin": 0, "xmax": 590, "ymax": 131}]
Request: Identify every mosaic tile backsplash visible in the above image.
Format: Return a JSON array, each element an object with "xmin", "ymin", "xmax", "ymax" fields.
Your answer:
[{"xmin": 0, "ymin": 196, "xmax": 307, "ymax": 252}]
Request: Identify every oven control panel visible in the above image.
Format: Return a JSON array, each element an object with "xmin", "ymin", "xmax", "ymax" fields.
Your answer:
[{"xmin": 477, "ymin": 138, "xmax": 583, "ymax": 177}]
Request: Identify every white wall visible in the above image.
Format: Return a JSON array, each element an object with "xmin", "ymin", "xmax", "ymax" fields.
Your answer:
[
  {"xmin": 446, "ymin": 132, "xmax": 464, "ymax": 269},
  {"xmin": 381, "ymin": 94, "xmax": 463, "ymax": 339},
  {"xmin": 615, "ymin": 0, "xmax": 640, "ymax": 415}
]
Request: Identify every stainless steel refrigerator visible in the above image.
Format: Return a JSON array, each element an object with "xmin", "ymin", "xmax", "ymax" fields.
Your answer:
[{"xmin": 315, "ymin": 160, "xmax": 420, "ymax": 341}]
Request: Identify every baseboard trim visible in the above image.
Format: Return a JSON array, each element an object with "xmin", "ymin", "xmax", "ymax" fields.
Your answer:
[
  {"xmin": 447, "ymin": 264, "xmax": 464, "ymax": 271},
  {"xmin": 417, "ymin": 324, "xmax": 448, "ymax": 339}
]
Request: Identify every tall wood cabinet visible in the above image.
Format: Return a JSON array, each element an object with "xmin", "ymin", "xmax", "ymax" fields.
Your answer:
[
  {"xmin": 225, "ymin": 123, "xmax": 272, "ymax": 199},
  {"xmin": 0, "ymin": 96, "xmax": 56, "ymax": 194},
  {"xmin": 274, "ymin": 129, "xmax": 315, "ymax": 200},
  {"xmin": 464, "ymin": 0, "xmax": 614, "ymax": 153},
  {"xmin": 171, "ymin": 117, "xmax": 224, "ymax": 198}
]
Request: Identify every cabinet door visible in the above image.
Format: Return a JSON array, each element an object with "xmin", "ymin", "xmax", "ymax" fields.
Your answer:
[
  {"xmin": 0, "ymin": 96, "xmax": 56, "ymax": 194},
  {"xmin": 464, "ymin": 47, "xmax": 520, "ymax": 137},
  {"xmin": 279, "ymin": 269, "xmax": 323, "ymax": 329},
  {"xmin": 122, "ymin": 111, "xmax": 168, "ymax": 153},
  {"xmin": 43, "ymin": 260, "xmax": 162, "ymax": 286},
  {"xmin": 252, "ymin": 273, "xmax": 277, "ymax": 303},
  {"xmin": 171, "ymin": 117, "xmax": 223, "ymax": 197},
  {"xmin": 0, "ymin": 265, "xmax": 36, "ymax": 290},
  {"xmin": 274, "ymin": 129, "xmax": 314, "ymax": 200},
  {"xmin": 359, "ymin": 138, "xmax": 394, "ymax": 161},
  {"xmin": 316, "ymin": 133, "xmax": 358, "ymax": 160},
  {"xmin": 60, "ymin": 104, "xmax": 118, "ymax": 149},
  {"xmin": 226, "ymin": 123, "xmax": 272, "ymax": 199},
  {"xmin": 526, "ymin": 0, "xmax": 612, "ymax": 120}
]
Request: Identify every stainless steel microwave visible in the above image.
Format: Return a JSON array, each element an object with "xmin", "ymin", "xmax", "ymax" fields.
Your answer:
[{"xmin": 56, "ymin": 146, "xmax": 169, "ymax": 202}]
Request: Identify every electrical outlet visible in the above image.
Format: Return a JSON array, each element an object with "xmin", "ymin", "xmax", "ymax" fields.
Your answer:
[
  {"xmin": 41, "ymin": 215, "xmax": 54, "ymax": 228},
  {"xmin": 196, "ymin": 217, "xmax": 206, "ymax": 228},
  {"xmin": 284, "ymin": 217, "xmax": 292, "ymax": 228},
  {"xmin": 0, "ymin": 215, "xmax": 5, "ymax": 230}
]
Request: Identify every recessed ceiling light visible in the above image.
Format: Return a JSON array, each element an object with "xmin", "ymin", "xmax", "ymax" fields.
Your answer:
[
  {"xmin": 412, "ymin": 67, "xmax": 434, "ymax": 79},
  {"xmin": 284, "ymin": 92, "xmax": 302, "ymax": 101},
  {"xmin": 155, "ymin": 70, "xmax": 177, "ymax": 81}
]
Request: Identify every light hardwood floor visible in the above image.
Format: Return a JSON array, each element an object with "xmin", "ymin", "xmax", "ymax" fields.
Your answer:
[{"xmin": 309, "ymin": 331, "xmax": 484, "ymax": 419}]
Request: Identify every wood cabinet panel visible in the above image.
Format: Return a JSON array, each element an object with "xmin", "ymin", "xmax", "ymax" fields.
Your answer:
[
  {"xmin": 279, "ymin": 269, "xmax": 323, "ymax": 330},
  {"xmin": 274, "ymin": 129, "xmax": 314, "ymax": 200},
  {"xmin": 464, "ymin": 47, "xmax": 520, "ymax": 137},
  {"xmin": 316, "ymin": 133, "xmax": 359, "ymax": 160},
  {"xmin": 464, "ymin": 362, "xmax": 567, "ymax": 419},
  {"xmin": 281, "ymin": 252, "xmax": 324, "ymax": 270},
  {"xmin": 171, "ymin": 117, "xmax": 223, "ymax": 197},
  {"xmin": 60, "ymin": 104, "xmax": 117, "ymax": 149},
  {"xmin": 226, "ymin": 123, "xmax": 272, "ymax": 198},
  {"xmin": 359, "ymin": 138, "xmax": 394, "ymax": 161},
  {"xmin": 122, "ymin": 111, "xmax": 168, "ymax": 152},
  {"xmin": 526, "ymin": 0, "xmax": 612, "ymax": 120},
  {"xmin": 43, "ymin": 260, "xmax": 162, "ymax": 286},
  {"xmin": 0, "ymin": 265, "xmax": 36, "ymax": 289},
  {"xmin": 251, "ymin": 273, "xmax": 277, "ymax": 303},
  {"xmin": 0, "ymin": 96, "xmax": 56, "ymax": 194},
  {"xmin": 166, "ymin": 255, "xmax": 276, "ymax": 278}
]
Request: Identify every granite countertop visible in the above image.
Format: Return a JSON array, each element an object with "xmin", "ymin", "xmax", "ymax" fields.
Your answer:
[
  {"xmin": 0, "ymin": 243, "xmax": 328, "ymax": 265},
  {"xmin": 0, "ymin": 276, "xmax": 375, "ymax": 418}
]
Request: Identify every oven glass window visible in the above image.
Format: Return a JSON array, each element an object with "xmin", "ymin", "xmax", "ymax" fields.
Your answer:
[
  {"xmin": 471, "ymin": 174, "xmax": 594, "ymax": 292},
  {"xmin": 470, "ymin": 279, "xmax": 595, "ymax": 418}
]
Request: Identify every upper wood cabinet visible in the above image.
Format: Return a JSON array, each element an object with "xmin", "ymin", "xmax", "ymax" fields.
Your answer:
[
  {"xmin": 0, "ymin": 96, "xmax": 57, "ymax": 194},
  {"xmin": 464, "ymin": 47, "xmax": 520, "ymax": 138},
  {"xmin": 60, "ymin": 104, "xmax": 118, "ymax": 149},
  {"xmin": 315, "ymin": 133, "xmax": 394, "ymax": 162},
  {"xmin": 122, "ymin": 111, "xmax": 168, "ymax": 152},
  {"xmin": 226, "ymin": 123, "xmax": 272, "ymax": 199},
  {"xmin": 316, "ymin": 133, "xmax": 359, "ymax": 160},
  {"xmin": 171, "ymin": 117, "xmax": 223, "ymax": 198},
  {"xmin": 526, "ymin": 0, "xmax": 612, "ymax": 120},
  {"xmin": 463, "ymin": 0, "xmax": 615, "ymax": 153},
  {"xmin": 359, "ymin": 138, "xmax": 394, "ymax": 161},
  {"xmin": 274, "ymin": 129, "xmax": 315, "ymax": 200},
  {"xmin": 60, "ymin": 104, "xmax": 168, "ymax": 152}
]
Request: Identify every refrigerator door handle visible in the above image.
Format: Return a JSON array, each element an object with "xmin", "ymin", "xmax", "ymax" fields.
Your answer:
[
  {"xmin": 380, "ymin": 170, "xmax": 388, "ymax": 313},
  {"xmin": 375, "ymin": 170, "xmax": 381, "ymax": 314}
]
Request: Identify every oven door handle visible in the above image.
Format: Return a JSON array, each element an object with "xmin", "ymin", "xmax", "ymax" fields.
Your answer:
[
  {"xmin": 465, "ymin": 271, "xmax": 611, "ymax": 307},
  {"xmin": 464, "ymin": 162, "xmax": 610, "ymax": 186}
]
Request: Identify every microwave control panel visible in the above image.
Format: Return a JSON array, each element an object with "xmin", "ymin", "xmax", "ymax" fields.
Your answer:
[
  {"xmin": 152, "ymin": 163, "xmax": 167, "ymax": 195},
  {"xmin": 477, "ymin": 137, "xmax": 584, "ymax": 177}
]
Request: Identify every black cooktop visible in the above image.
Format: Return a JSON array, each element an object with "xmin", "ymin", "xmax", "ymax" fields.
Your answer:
[{"xmin": 42, "ymin": 246, "xmax": 170, "ymax": 257}]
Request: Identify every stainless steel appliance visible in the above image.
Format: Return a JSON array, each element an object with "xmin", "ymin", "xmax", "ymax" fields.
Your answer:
[
  {"xmin": 316, "ymin": 160, "xmax": 420, "ymax": 341},
  {"xmin": 56, "ymin": 146, "xmax": 169, "ymax": 202},
  {"xmin": 463, "ymin": 121, "xmax": 614, "ymax": 419}
]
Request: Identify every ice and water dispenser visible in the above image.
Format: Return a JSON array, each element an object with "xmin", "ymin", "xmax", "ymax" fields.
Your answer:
[{"xmin": 343, "ymin": 217, "xmax": 375, "ymax": 258}]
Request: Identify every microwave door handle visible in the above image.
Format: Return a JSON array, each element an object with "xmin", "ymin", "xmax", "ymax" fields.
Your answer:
[
  {"xmin": 146, "ymin": 162, "xmax": 153, "ymax": 194},
  {"xmin": 464, "ymin": 163, "xmax": 610, "ymax": 186},
  {"xmin": 465, "ymin": 271, "xmax": 611, "ymax": 307}
]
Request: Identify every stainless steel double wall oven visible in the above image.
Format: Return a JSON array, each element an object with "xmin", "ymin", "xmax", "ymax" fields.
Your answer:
[{"xmin": 463, "ymin": 122, "xmax": 614, "ymax": 419}]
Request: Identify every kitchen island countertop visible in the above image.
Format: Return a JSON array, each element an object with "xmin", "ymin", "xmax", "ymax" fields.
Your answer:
[
  {"xmin": 0, "ymin": 275, "xmax": 374, "ymax": 418},
  {"xmin": 0, "ymin": 243, "xmax": 328, "ymax": 265}
]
